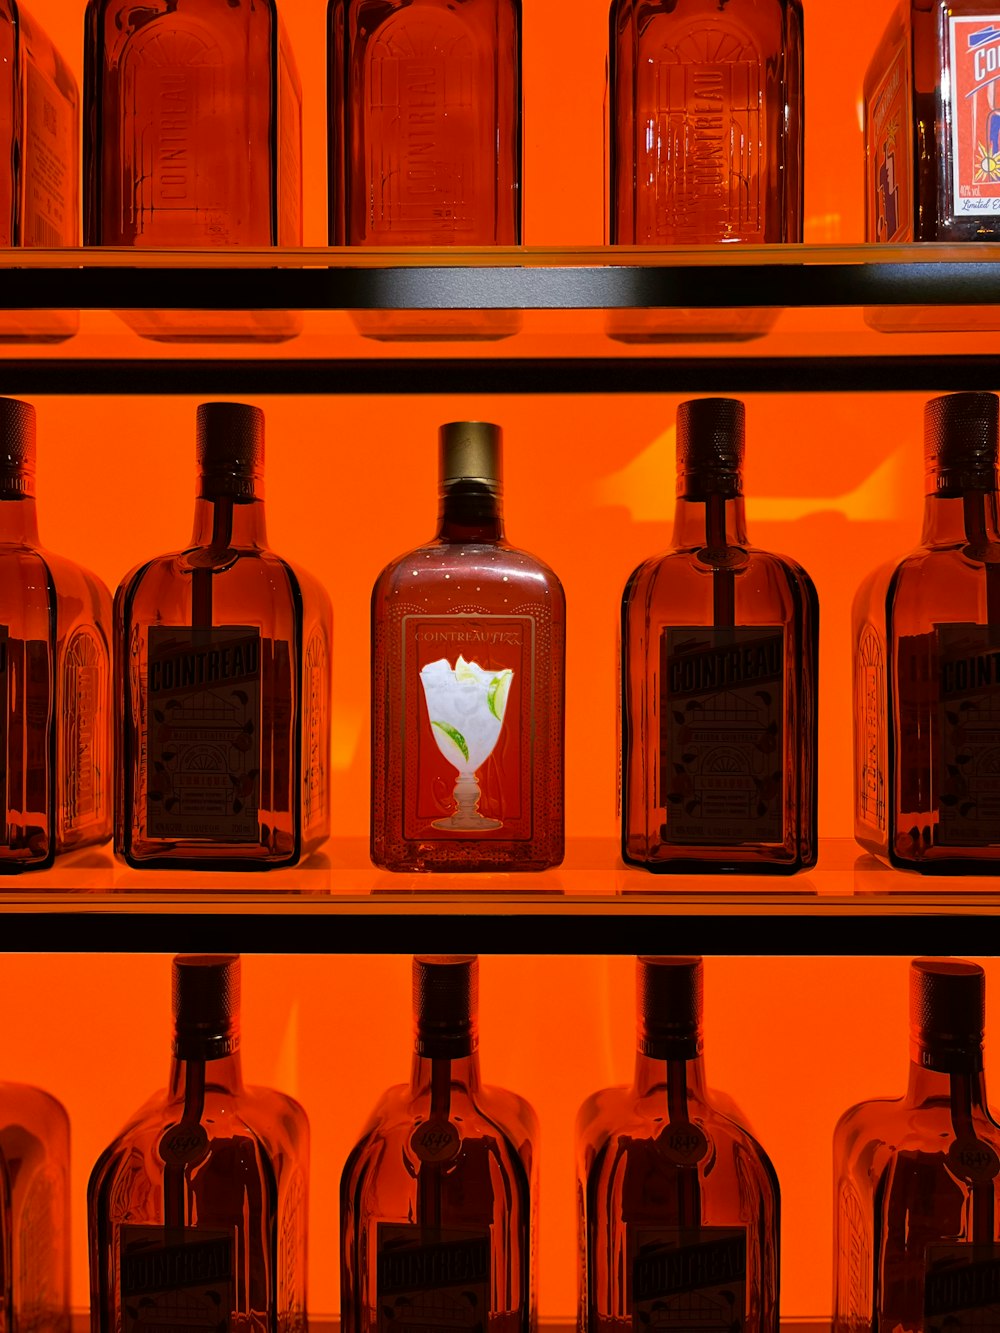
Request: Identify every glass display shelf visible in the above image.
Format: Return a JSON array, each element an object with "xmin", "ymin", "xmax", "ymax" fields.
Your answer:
[{"xmin": 4, "ymin": 838, "xmax": 1000, "ymax": 953}]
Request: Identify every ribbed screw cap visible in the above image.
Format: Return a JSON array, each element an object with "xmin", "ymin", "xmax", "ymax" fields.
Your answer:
[
  {"xmin": 676, "ymin": 398, "xmax": 744, "ymax": 499},
  {"xmin": 924, "ymin": 392, "xmax": 999, "ymax": 494},
  {"xmin": 413, "ymin": 955, "xmax": 478, "ymax": 1056},
  {"xmin": 172, "ymin": 954, "xmax": 241, "ymax": 1057},
  {"xmin": 196, "ymin": 402, "xmax": 264, "ymax": 476},
  {"xmin": 637, "ymin": 956, "xmax": 704, "ymax": 1058},
  {"xmin": 0, "ymin": 397, "xmax": 36, "ymax": 473},
  {"xmin": 439, "ymin": 422, "xmax": 502, "ymax": 489},
  {"xmin": 910, "ymin": 957, "xmax": 985, "ymax": 1050}
]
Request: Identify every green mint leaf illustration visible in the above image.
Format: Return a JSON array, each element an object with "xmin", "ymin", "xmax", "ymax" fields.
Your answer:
[
  {"xmin": 431, "ymin": 720, "xmax": 469, "ymax": 763},
  {"xmin": 487, "ymin": 670, "xmax": 513, "ymax": 721}
]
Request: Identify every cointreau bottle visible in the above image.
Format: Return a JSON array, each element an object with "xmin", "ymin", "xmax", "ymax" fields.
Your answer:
[
  {"xmin": 0, "ymin": 0, "xmax": 78, "ymax": 341},
  {"xmin": 853, "ymin": 391, "xmax": 1000, "ymax": 872},
  {"xmin": 833, "ymin": 957, "xmax": 1000, "ymax": 1333},
  {"xmin": 89, "ymin": 954, "xmax": 309, "ymax": 1332},
  {"xmin": 0, "ymin": 1081, "xmax": 71, "ymax": 1331},
  {"xmin": 0, "ymin": 397, "xmax": 112, "ymax": 872},
  {"xmin": 115, "ymin": 402, "xmax": 331, "ymax": 870},
  {"xmin": 84, "ymin": 0, "xmax": 302, "ymax": 340},
  {"xmin": 341, "ymin": 955, "xmax": 537, "ymax": 1333},
  {"xmin": 621, "ymin": 397, "xmax": 818, "ymax": 872},
  {"xmin": 577, "ymin": 956, "xmax": 780, "ymax": 1333},
  {"xmin": 327, "ymin": 0, "xmax": 520, "ymax": 338},
  {"xmin": 371, "ymin": 421, "xmax": 565, "ymax": 872},
  {"xmin": 606, "ymin": 0, "xmax": 802, "ymax": 340}
]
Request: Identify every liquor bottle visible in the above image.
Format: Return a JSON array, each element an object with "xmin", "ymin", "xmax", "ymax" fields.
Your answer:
[
  {"xmin": 83, "ymin": 0, "xmax": 303, "ymax": 341},
  {"xmin": 88, "ymin": 953, "xmax": 309, "ymax": 1331},
  {"xmin": 606, "ymin": 0, "xmax": 802, "ymax": 340},
  {"xmin": 833, "ymin": 957, "xmax": 1000, "ymax": 1332},
  {"xmin": 0, "ymin": 0, "xmax": 77, "ymax": 341},
  {"xmin": 115, "ymin": 402, "xmax": 331, "ymax": 870},
  {"xmin": 853, "ymin": 391, "xmax": 1000, "ymax": 872},
  {"xmin": 577, "ymin": 955, "xmax": 780, "ymax": 1333},
  {"xmin": 327, "ymin": 0, "xmax": 521, "ymax": 339},
  {"xmin": 371, "ymin": 421, "xmax": 565, "ymax": 873},
  {"xmin": 0, "ymin": 1081, "xmax": 71, "ymax": 1330},
  {"xmin": 341, "ymin": 955, "xmax": 537, "ymax": 1333},
  {"xmin": 0, "ymin": 397, "xmax": 112, "ymax": 872},
  {"xmin": 620, "ymin": 397, "xmax": 818, "ymax": 873}
]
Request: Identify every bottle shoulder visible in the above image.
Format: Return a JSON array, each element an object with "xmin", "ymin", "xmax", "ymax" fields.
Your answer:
[{"xmin": 376, "ymin": 538, "xmax": 563, "ymax": 595}]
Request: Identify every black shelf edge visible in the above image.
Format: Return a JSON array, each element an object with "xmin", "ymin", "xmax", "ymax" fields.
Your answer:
[{"xmin": 4, "ymin": 356, "xmax": 1000, "ymax": 394}]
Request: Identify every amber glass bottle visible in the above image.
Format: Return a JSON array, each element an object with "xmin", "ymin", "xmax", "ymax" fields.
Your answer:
[
  {"xmin": 341, "ymin": 955, "xmax": 537, "ymax": 1333},
  {"xmin": 853, "ymin": 392, "xmax": 1000, "ymax": 872},
  {"xmin": 0, "ymin": 397, "xmax": 112, "ymax": 873},
  {"xmin": 371, "ymin": 421, "xmax": 564, "ymax": 872},
  {"xmin": 88, "ymin": 954, "xmax": 309, "ymax": 1331},
  {"xmin": 115, "ymin": 402, "xmax": 331, "ymax": 870},
  {"xmin": 577, "ymin": 956, "xmax": 780, "ymax": 1333},
  {"xmin": 621, "ymin": 398, "xmax": 818, "ymax": 872},
  {"xmin": 606, "ymin": 0, "xmax": 802, "ymax": 339},
  {"xmin": 834, "ymin": 958, "xmax": 1000, "ymax": 1333},
  {"xmin": 84, "ymin": 0, "xmax": 302, "ymax": 339}
]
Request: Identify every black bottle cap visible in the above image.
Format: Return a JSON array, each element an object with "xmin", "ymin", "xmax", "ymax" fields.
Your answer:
[
  {"xmin": 924, "ymin": 392, "xmax": 999, "ymax": 496},
  {"xmin": 197, "ymin": 402, "xmax": 264, "ymax": 498},
  {"xmin": 910, "ymin": 957, "xmax": 985, "ymax": 1071},
  {"xmin": 676, "ymin": 398, "xmax": 745, "ymax": 500},
  {"xmin": 637, "ymin": 956, "xmax": 704, "ymax": 1060},
  {"xmin": 0, "ymin": 397, "xmax": 36, "ymax": 496},
  {"xmin": 413, "ymin": 955, "xmax": 479, "ymax": 1058},
  {"xmin": 172, "ymin": 954, "xmax": 241, "ymax": 1060}
]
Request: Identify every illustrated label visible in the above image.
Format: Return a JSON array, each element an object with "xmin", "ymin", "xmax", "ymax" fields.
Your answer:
[
  {"xmin": 377, "ymin": 1223, "xmax": 490, "ymax": 1333},
  {"xmin": 302, "ymin": 630, "xmax": 328, "ymax": 835},
  {"xmin": 857, "ymin": 623, "xmax": 887, "ymax": 832},
  {"xmin": 146, "ymin": 627, "xmax": 260, "ymax": 841},
  {"xmin": 925, "ymin": 1242, "xmax": 1000, "ymax": 1331},
  {"xmin": 660, "ymin": 627, "xmax": 784, "ymax": 844},
  {"xmin": 631, "ymin": 1227, "xmax": 747, "ymax": 1329},
  {"xmin": 402, "ymin": 615, "xmax": 533, "ymax": 841},
  {"xmin": 949, "ymin": 16, "xmax": 1000, "ymax": 215},
  {"xmin": 62, "ymin": 627, "xmax": 104, "ymax": 831},
  {"xmin": 867, "ymin": 44, "xmax": 910, "ymax": 240},
  {"xmin": 23, "ymin": 58, "xmax": 74, "ymax": 247},
  {"xmin": 120, "ymin": 1224, "xmax": 234, "ymax": 1332},
  {"xmin": 18, "ymin": 1167, "xmax": 62, "ymax": 1325},
  {"xmin": 936, "ymin": 624, "xmax": 1000, "ymax": 844}
]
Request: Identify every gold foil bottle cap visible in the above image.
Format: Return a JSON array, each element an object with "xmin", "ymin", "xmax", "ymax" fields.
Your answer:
[
  {"xmin": 439, "ymin": 422, "xmax": 502, "ymax": 491},
  {"xmin": 925, "ymin": 392, "xmax": 999, "ymax": 496},
  {"xmin": 413, "ymin": 955, "xmax": 479, "ymax": 1057},
  {"xmin": 676, "ymin": 398, "xmax": 745, "ymax": 500},
  {"xmin": 197, "ymin": 403, "xmax": 264, "ymax": 498},
  {"xmin": 637, "ymin": 956, "xmax": 704, "ymax": 1060},
  {"xmin": 172, "ymin": 954, "xmax": 241, "ymax": 1059},
  {"xmin": 0, "ymin": 398, "xmax": 36, "ymax": 496}
]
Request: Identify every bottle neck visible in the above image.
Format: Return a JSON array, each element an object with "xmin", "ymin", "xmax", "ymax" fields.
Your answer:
[
  {"xmin": 633, "ymin": 1049, "xmax": 708, "ymax": 1107},
  {"xmin": 671, "ymin": 494, "xmax": 749, "ymax": 549},
  {"xmin": 921, "ymin": 486, "xmax": 1000, "ymax": 549},
  {"xmin": 0, "ymin": 493, "xmax": 40, "ymax": 545},
  {"xmin": 191, "ymin": 489, "xmax": 268, "ymax": 550},
  {"xmin": 436, "ymin": 484, "xmax": 505, "ymax": 543},
  {"xmin": 409, "ymin": 1049, "xmax": 482, "ymax": 1102},
  {"xmin": 168, "ymin": 1047, "xmax": 245, "ymax": 1100}
]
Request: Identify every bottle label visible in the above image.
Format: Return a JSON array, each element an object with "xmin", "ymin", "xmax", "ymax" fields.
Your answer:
[
  {"xmin": 146, "ymin": 627, "xmax": 261, "ymax": 841},
  {"xmin": 948, "ymin": 16, "xmax": 1000, "ymax": 216},
  {"xmin": 925, "ymin": 1242, "xmax": 1000, "ymax": 1330},
  {"xmin": 0, "ymin": 627, "xmax": 7, "ymax": 839},
  {"xmin": 857, "ymin": 623, "xmax": 888, "ymax": 833},
  {"xmin": 401, "ymin": 614, "xmax": 534, "ymax": 840},
  {"xmin": 61, "ymin": 627, "xmax": 105, "ymax": 831},
  {"xmin": 23, "ymin": 57, "xmax": 74, "ymax": 247},
  {"xmin": 660, "ymin": 627, "xmax": 784, "ymax": 844},
  {"xmin": 936, "ymin": 624, "xmax": 1000, "ymax": 844},
  {"xmin": 376, "ymin": 1223, "xmax": 490, "ymax": 1333},
  {"xmin": 18, "ymin": 1165, "xmax": 64, "ymax": 1323},
  {"xmin": 302, "ymin": 629, "xmax": 329, "ymax": 837},
  {"xmin": 866, "ymin": 44, "xmax": 910, "ymax": 241},
  {"xmin": 278, "ymin": 1167, "xmax": 307, "ymax": 1330},
  {"xmin": 119, "ymin": 1224, "xmax": 235, "ymax": 1331},
  {"xmin": 631, "ymin": 1226, "xmax": 747, "ymax": 1329}
]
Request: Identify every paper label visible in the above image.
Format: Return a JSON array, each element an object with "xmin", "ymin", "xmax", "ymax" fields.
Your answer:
[
  {"xmin": 146, "ymin": 627, "xmax": 260, "ymax": 840},
  {"xmin": 302, "ymin": 629, "xmax": 328, "ymax": 834},
  {"xmin": 631, "ymin": 1226, "xmax": 747, "ymax": 1330},
  {"xmin": 23, "ymin": 58, "xmax": 73, "ymax": 247},
  {"xmin": 401, "ymin": 615, "xmax": 533, "ymax": 840},
  {"xmin": 857, "ymin": 623, "xmax": 888, "ymax": 832},
  {"xmin": 925, "ymin": 1242, "xmax": 1000, "ymax": 1330},
  {"xmin": 949, "ymin": 16, "xmax": 1000, "ymax": 215},
  {"xmin": 936, "ymin": 624, "xmax": 1000, "ymax": 844},
  {"xmin": 867, "ymin": 43, "xmax": 910, "ymax": 240},
  {"xmin": 120, "ymin": 1224, "xmax": 235, "ymax": 1333},
  {"xmin": 660, "ymin": 627, "xmax": 784, "ymax": 844},
  {"xmin": 62, "ymin": 627, "xmax": 104, "ymax": 831},
  {"xmin": 377, "ymin": 1223, "xmax": 490, "ymax": 1333}
]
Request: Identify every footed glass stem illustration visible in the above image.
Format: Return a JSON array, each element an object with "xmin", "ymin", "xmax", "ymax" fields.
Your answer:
[{"xmin": 420, "ymin": 655, "xmax": 513, "ymax": 830}]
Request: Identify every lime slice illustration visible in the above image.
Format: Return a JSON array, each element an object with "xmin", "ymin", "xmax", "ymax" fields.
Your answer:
[
  {"xmin": 431, "ymin": 720, "xmax": 469, "ymax": 764},
  {"xmin": 454, "ymin": 655, "xmax": 478, "ymax": 683},
  {"xmin": 487, "ymin": 670, "xmax": 513, "ymax": 721}
]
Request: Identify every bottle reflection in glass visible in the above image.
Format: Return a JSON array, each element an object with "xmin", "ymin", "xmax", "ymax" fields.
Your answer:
[
  {"xmin": 0, "ymin": 397, "xmax": 112, "ymax": 873},
  {"xmin": 88, "ymin": 954, "xmax": 309, "ymax": 1332},
  {"xmin": 606, "ymin": 0, "xmax": 802, "ymax": 341},
  {"xmin": 371, "ymin": 421, "xmax": 564, "ymax": 872},
  {"xmin": 327, "ymin": 0, "xmax": 521, "ymax": 339},
  {"xmin": 853, "ymin": 392, "xmax": 1000, "ymax": 872},
  {"xmin": 833, "ymin": 957, "xmax": 1000, "ymax": 1333},
  {"xmin": 84, "ymin": 0, "xmax": 302, "ymax": 341},
  {"xmin": 115, "ymin": 402, "xmax": 331, "ymax": 870},
  {"xmin": 341, "ymin": 955, "xmax": 536, "ymax": 1333},
  {"xmin": 577, "ymin": 956, "xmax": 780, "ymax": 1333},
  {"xmin": 621, "ymin": 397, "xmax": 818, "ymax": 872}
]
